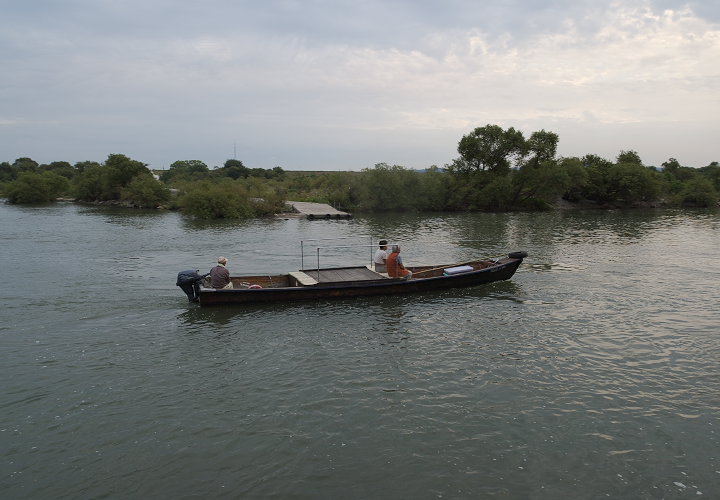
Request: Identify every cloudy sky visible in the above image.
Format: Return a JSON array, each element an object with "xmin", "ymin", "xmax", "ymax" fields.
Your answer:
[{"xmin": 1, "ymin": 0, "xmax": 718, "ymax": 171}]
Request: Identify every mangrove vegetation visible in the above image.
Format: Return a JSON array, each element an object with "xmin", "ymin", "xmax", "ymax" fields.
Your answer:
[{"xmin": 2, "ymin": 124, "xmax": 718, "ymax": 218}]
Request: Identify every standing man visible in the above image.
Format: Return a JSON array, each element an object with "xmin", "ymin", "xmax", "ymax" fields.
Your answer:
[
  {"xmin": 374, "ymin": 239, "xmax": 388, "ymax": 272},
  {"xmin": 210, "ymin": 256, "xmax": 233, "ymax": 289}
]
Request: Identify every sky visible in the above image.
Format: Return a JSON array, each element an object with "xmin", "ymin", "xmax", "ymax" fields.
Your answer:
[{"xmin": 1, "ymin": 0, "xmax": 719, "ymax": 171}]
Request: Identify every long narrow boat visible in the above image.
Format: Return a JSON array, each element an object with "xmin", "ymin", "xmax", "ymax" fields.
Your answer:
[{"xmin": 197, "ymin": 251, "xmax": 527, "ymax": 306}]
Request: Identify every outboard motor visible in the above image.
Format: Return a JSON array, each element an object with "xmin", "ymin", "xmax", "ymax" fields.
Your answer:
[{"xmin": 176, "ymin": 269, "xmax": 206, "ymax": 303}]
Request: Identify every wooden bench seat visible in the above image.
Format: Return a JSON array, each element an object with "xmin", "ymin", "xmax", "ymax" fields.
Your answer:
[{"xmin": 288, "ymin": 271, "xmax": 319, "ymax": 286}]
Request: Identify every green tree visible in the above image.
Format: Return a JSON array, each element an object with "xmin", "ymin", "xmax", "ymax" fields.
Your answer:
[
  {"xmin": 678, "ymin": 177, "xmax": 718, "ymax": 207},
  {"xmin": 13, "ymin": 157, "xmax": 39, "ymax": 173},
  {"xmin": 41, "ymin": 161, "xmax": 76, "ymax": 179},
  {"xmin": 248, "ymin": 167, "xmax": 272, "ymax": 178},
  {"xmin": 447, "ymin": 124, "xmax": 566, "ymax": 211},
  {"xmin": 616, "ymin": 150, "xmax": 643, "ymax": 166},
  {"xmin": 284, "ymin": 171, "xmax": 357, "ymax": 208},
  {"xmin": 661, "ymin": 158, "xmax": 682, "ymax": 176},
  {"xmin": 104, "ymin": 154, "xmax": 151, "ymax": 197},
  {"xmin": 475, "ymin": 175, "xmax": 514, "ymax": 211},
  {"xmin": 558, "ymin": 157, "xmax": 589, "ymax": 202},
  {"xmin": 216, "ymin": 159, "xmax": 250, "ymax": 179},
  {"xmin": 5, "ymin": 171, "xmax": 69, "ymax": 203},
  {"xmin": 121, "ymin": 173, "xmax": 171, "ymax": 208},
  {"xmin": 606, "ymin": 162, "xmax": 660, "ymax": 203},
  {"xmin": 72, "ymin": 163, "xmax": 106, "ymax": 201},
  {"xmin": 73, "ymin": 154, "xmax": 152, "ymax": 201},
  {"xmin": 354, "ymin": 164, "xmax": 421, "ymax": 212},
  {"xmin": 239, "ymin": 176, "xmax": 287, "ymax": 215},
  {"xmin": 321, "ymin": 171, "xmax": 356, "ymax": 209},
  {"xmin": 71, "ymin": 154, "xmax": 150, "ymax": 201},
  {"xmin": 659, "ymin": 158, "xmax": 685, "ymax": 196},
  {"xmin": 451, "ymin": 124, "xmax": 526, "ymax": 176},
  {"xmin": 271, "ymin": 166, "xmax": 286, "ymax": 180},
  {"xmin": 74, "ymin": 160, "xmax": 102, "ymax": 173},
  {"xmin": 0, "ymin": 157, "xmax": 39, "ymax": 183},
  {"xmin": 508, "ymin": 129, "xmax": 562, "ymax": 208},
  {"xmin": 525, "ymin": 130, "xmax": 559, "ymax": 169},
  {"xmin": 581, "ymin": 154, "xmax": 615, "ymax": 203},
  {"xmin": 160, "ymin": 160, "xmax": 210, "ymax": 183},
  {"xmin": 603, "ymin": 150, "xmax": 661, "ymax": 203},
  {"xmin": 662, "ymin": 157, "xmax": 696, "ymax": 182},
  {"xmin": 417, "ymin": 166, "xmax": 451, "ymax": 211},
  {"xmin": 510, "ymin": 160, "xmax": 568, "ymax": 209},
  {"xmin": 177, "ymin": 179, "xmax": 256, "ymax": 219},
  {"xmin": 0, "ymin": 161, "xmax": 15, "ymax": 182},
  {"xmin": 699, "ymin": 162, "xmax": 720, "ymax": 192}
]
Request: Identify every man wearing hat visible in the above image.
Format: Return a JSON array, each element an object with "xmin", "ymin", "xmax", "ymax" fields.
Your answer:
[
  {"xmin": 210, "ymin": 256, "xmax": 233, "ymax": 289},
  {"xmin": 374, "ymin": 240, "xmax": 388, "ymax": 273}
]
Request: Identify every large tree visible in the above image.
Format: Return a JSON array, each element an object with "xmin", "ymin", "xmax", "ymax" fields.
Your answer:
[
  {"xmin": 525, "ymin": 130, "xmax": 559, "ymax": 169},
  {"xmin": 451, "ymin": 124, "xmax": 526, "ymax": 176},
  {"xmin": 5, "ymin": 171, "xmax": 69, "ymax": 203},
  {"xmin": 41, "ymin": 161, "xmax": 76, "ymax": 179},
  {"xmin": 217, "ymin": 159, "xmax": 250, "ymax": 179},
  {"xmin": 105, "ymin": 153, "xmax": 150, "ymax": 189},
  {"xmin": 160, "ymin": 160, "xmax": 209, "ymax": 183},
  {"xmin": 617, "ymin": 150, "xmax": 643, "ymax": 166},
  {"xmin": 71, "ymin": 154, "xmax": 152, "ymax": 202},
  {"xmin": 12, "ymin": 157, "xmax": 39, "ymax": 172}
]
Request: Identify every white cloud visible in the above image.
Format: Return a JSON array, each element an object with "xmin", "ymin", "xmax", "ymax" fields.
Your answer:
[{"xmin": 0, "ymin": 0, "xmax": 718, "ymax": 169}]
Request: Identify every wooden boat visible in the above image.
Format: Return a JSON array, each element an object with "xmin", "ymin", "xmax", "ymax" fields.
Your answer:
[{"xmin": 197, "ymin": 251, "xmax": 527, "ymax": 306}]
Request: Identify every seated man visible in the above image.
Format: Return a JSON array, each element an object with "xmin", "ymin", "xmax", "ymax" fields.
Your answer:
[
  {"xmin": 374, "ymin": 239, "xmax": 388, "ymax": 272},
  {"xmin": 386, "ymin": 245, "xmax": 412, "ymax": 279},
  {"xmin": 210, "ymin": 256, "xmax": 233, "ymax": 289}
]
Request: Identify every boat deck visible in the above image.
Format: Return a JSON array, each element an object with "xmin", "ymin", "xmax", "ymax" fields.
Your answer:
[
  {"xmin": 220, "ymin": 260, "xmax": 499, "ymax": 290},
  {"xmin": 300, "ymin": 266, "xmax": 388, "ymax": 284}
]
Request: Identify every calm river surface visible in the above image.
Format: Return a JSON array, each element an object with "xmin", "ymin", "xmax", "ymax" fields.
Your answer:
[{"xmin": 1, "ymin": 203, "xmax": 719, "ymax": 499}]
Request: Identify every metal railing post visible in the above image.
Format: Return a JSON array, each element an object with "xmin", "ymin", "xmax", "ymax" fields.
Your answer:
[
  {"xmin": 316, "ymin": 247, "xmax": 321, "ymax": 281},
  {"xmin": 370, "ymin": 236, "xmax": 374, "ymax": 267}
]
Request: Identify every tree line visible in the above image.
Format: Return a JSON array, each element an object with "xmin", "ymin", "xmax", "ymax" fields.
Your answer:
[
  {"xmin": 2, "ymin": 124, "xmax": 718, "ymax": 218},
  {"xmin": 0, "ymin": 155, "xmax": 288, "ymax": 217}
]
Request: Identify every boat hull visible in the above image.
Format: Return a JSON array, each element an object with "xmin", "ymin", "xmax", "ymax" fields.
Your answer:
[{"xmin": 197, "ymin": 255, "xmax": 524, "ymax": 306}]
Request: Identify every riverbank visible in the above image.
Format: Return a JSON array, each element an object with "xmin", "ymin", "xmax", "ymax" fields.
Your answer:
[
  {"xmin": 553, "ymin": 198, "xmax": 674, "ymax": 210},
  {"xmin": 15, "ymin": 195, "xmax": 717, "ymax": 218}
]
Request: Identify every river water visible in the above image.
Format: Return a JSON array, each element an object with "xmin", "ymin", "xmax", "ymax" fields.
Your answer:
[{"xmin": 1, "ymin": 203, "xmax": 719, "ymax": 499}]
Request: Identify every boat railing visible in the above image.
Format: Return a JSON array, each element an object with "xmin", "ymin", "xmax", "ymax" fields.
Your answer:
[
  {"xmin": 300, "ymin": 236, "xmax": 394, "ymax": 271},
  {"xmin": 307, "ymin": 244, "xmax": 400, "ymax": 281},
  {"xmin": 301, "ymin": 236, "xmax": 366, "ymax": 270},
  {"xmin": 300, "ymin": 237, "xmax": 506, "ymax": 281},
  {"xmin": 300, "ymin": 236, "xmax": 403, "ymax": 281}
]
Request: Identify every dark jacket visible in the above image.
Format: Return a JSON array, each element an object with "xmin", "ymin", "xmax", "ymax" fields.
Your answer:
[
  {"xmin": 176, "ymin": 269, "xmax": 203, "ymax": 286},
  {"xmin": 210, "ymin": 264, "xmax": 230, "ymax": 288}
]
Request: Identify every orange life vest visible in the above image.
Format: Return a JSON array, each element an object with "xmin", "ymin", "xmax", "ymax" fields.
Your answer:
[{"xmin": 386, "ymin": 251, "xmax": 409, "ymax": 277}]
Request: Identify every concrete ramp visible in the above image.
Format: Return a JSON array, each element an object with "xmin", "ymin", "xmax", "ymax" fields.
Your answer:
[{"xmin": 286, "ymin": 201, "xmax": 352, "ymax": 220}]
